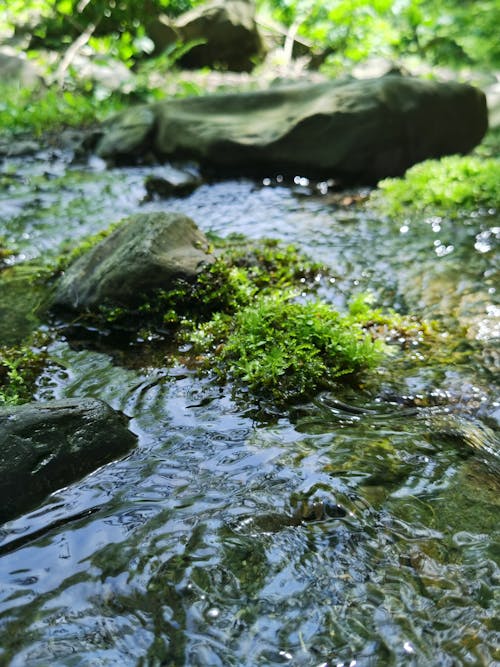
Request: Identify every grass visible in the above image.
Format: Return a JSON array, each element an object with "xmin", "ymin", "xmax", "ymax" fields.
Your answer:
[
  {"xmin": 0, "ymin": 84, "xmax": 127, "ymax": 137},
  {"xmin": 371, "ymin": 155, "xmax": 500, "ymax": 217}
]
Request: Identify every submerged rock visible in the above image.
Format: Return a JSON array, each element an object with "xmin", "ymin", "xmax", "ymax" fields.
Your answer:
[
  {"xmin": 144, "ymin": 165, "xmax": 203, "ymax": 199},
  {"xmin": 96, "ymin": 75, "xmax": 488, "ymax": 181},
  {"xmin": 0, "ymin": 398, "xmax": 136, "ymax": 523},
  {"xmin": 53, "ymin": 211, "xmax": 214, "ymax": 311}
]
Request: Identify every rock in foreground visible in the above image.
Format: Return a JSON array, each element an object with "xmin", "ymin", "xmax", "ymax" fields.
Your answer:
[
  {"xmin": 96, "ymin": 75, "xmax": 488, "ymax": 181},
  {"xmin": 0, "ymin": 398, "xmax": 136, "ymax": 523},
  {"xmin": 53, "ymin": 212, "xmax": 213, "ymax": 311}
]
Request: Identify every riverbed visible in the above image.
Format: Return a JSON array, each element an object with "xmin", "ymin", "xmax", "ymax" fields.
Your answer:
[{"xmin": 0, "ymin": 147, "xmax": 498, "ymax": 666}]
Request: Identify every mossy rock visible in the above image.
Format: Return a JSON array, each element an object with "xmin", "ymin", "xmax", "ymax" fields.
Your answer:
[{"xmin": 52, "ymin": 211, "xmax": 214, "ymax": 311}]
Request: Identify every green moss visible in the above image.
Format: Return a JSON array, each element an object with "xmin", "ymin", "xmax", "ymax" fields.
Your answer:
[
  {"xmin": 0, "ymin": 337, "xmax": 49, "ymax": 406},
  {"xmin": 0, "ymin": 237, "xmax": 16, "ymax": 268},
  {"xmin": 217, "ymin": 292, "xmax": 384, "ymax": 403},
  {"xmin": 347, "ymin": 292, "xmax": 433, "ymax": 348},
  {"xmin": 96, "ymin": 237, "xmax": 326, "ymax": 329},
  {"xmin": 371, "ymin": 155, "xmax": 500, "ymax": 217}
]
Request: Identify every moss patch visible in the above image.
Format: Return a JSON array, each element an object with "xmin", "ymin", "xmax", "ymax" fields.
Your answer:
[
  {"xmin": 0, "ymin": 337, "xmax": 49, "ymax": 406},
  {"xmin": 371, "ymin": 155, "xmax": 500, "ymax": 217},
  {"xmin": 218, "ymin": 292, "xmax": 384, "ymax": 403},
  {"xmin": 53, "ymin": 233, "xmax": 433, "ymax": 405}
]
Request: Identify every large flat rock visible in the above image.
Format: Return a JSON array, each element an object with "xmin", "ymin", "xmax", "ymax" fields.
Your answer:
[
  {"xmin": 0, "ymin": 398, "xmax": 137, "ymax": 523},
  {"xmin": 96, "ymin": 75, "xmax": 488, "ymax": 181}
]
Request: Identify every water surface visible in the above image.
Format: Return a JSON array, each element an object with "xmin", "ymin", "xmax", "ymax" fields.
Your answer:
[{"xmin": 0, "ymin": 151, "xmax": 498, "ymax": 666}]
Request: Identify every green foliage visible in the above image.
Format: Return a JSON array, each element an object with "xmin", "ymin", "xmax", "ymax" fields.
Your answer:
[
  {"xmin": 0, "ymin": 238, "xmax": 16, "ymax": 268},
  {"xmin": 0, "ymin": 339, "xmax": 48, "ymax": 405},
  {"xmin": 372, "ymin": 156, "xmax": 500, "ymax": 217},
  {"xmin": 1, "ymin": 0, "xmax": 500, "ymax": 80},
  {"xmin": 261, "ymin": 0, "xmax": 500, "ymax": 69},
  {"xmin": 0, "ymin": 83, "xmax": 126, "ymax": 136},
  {"xmin": 219, "ymin": 292, "xmax": 383, "ymax": 403}
]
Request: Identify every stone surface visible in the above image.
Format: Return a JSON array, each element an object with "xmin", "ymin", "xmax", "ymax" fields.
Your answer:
[
  {"xmin": 175, "ymin": 0, "xmax": 263, "ymax": 72},
  {"xmin": 0, "ymin": 138, "xmax": 40, "ymax": 157},
  {"xmin": 53, "ymin": 211, "xmax": 213, "ymax": 311},
  {"xmin": 96, "ymin": 106, "xmax": 156, "ymax": 161},
  {"xmin": 145, "ymin": 14, "xmax": 180, "ymax": 55},
  {"xmin": 144, "ymin": 165, "xmax": 203, "ymax": 199},
  {"xmin": 96, "ymin": 75, "xmax": 488, "ymax": 181},
  {"xmin": 0, "ymin": 50, "xmax": 43, "ymax": 87},
  {"xmin": 0, "ymin": 398, "xmax": 136, "ymax": 523}
]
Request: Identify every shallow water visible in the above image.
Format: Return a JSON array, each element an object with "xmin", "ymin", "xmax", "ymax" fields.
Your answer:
[{"xmin": 0, "ymin": 151, "xmax": 499, "ymax": 666}]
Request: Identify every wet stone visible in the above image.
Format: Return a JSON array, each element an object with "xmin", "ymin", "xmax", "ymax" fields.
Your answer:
[
  {"xmin": 0, "ymin": 398, "xmax": 137, "ymax": 523},
  {"xmin": 144, "ymin": 165, "xmax": 203, "ymax": 200}
]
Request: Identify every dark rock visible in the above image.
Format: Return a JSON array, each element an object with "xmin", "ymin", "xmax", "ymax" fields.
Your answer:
[
  {"xmin": 175, "ymin": 0, "xmax": 263, "ymax": 72},
  {"xmin": 145, "ymin": 14, "xmax": 180, "ymax": 55},
  {"xmin": 144, "ymin": 165, "xmax": 203, "ymax": 199},
  {"xmin": 96, "ymin": 75, "xmax": 488, "ymax": 182},
  {"xmin": 53, "ymin": 211, "xmax": 214, "ymax": 311},
  {"xmin": 0, "ymin": 398, "xmax": 136, "ymax": 523}
]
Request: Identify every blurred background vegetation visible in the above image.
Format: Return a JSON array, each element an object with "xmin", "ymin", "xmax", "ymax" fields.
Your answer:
[
  {"xmin": 1, "ymin": 0, "xmax": 499, "ymax": 71},
  {"xmin": 0, "ymin": 0, "xmax": 499, "ymax": 136}
]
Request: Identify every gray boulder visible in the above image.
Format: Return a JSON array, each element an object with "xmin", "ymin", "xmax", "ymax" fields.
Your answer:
[
  {"xmin": 96, "ymin": 75, "xmax": 488, "ymax": 182},
  {"xmin": 145, "ymin": 0, "xmax": 263, "ymax": 67},
  {"xmin": 175, "ymin": 0, "xmax": 263, "ymax": 72},
  {"xmin": 0, "ymin": 50, "xmax": 43, "ymax": 88},
  {"xmin": 0, "ymin": 398, "xmax": 136, "ymax": 523},
  {"xmin": 53, "ymin": 211, "xmax": 213, "ymax": 311}
]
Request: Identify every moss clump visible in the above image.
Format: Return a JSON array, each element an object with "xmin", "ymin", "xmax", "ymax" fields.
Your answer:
[
  {"xmin": 216, "ymin": 292, "xmax": 384, "ymax": 403},
  {"xmin": 0, "ymin": 339, "xmax": 49, "ymax": 405},
  {"xmin": 95, "ymin": 237, "xmax": 326, "ymax": 329},
  {"xmin": 55, "ymin": 233, "xmax": 430, "ymax": 405},
  {"xmin": 371, "ymin": 155, "xmax": 500, "ymax": 217}
]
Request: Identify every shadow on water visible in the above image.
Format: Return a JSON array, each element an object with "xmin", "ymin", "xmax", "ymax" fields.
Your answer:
[{"xmin": 0, "ymin": 151, "xmax": 499, "ymax": 665}]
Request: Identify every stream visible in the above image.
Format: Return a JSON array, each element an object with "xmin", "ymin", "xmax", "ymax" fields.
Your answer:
[{"xmin": 0, "ymin": 147, "xmax": 499, "ymax": 666}]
